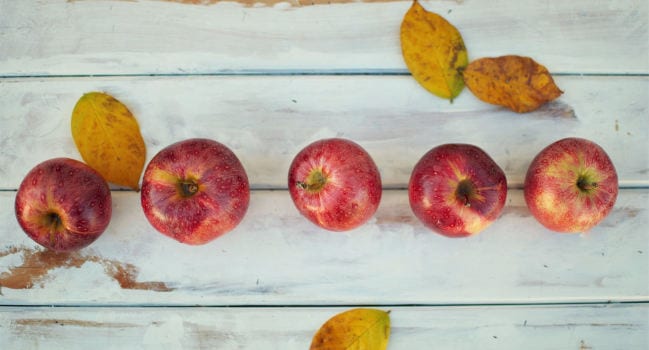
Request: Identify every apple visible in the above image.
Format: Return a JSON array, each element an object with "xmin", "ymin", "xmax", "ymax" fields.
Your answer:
[
  {"xmin": 140, "ymin": 138, "xmax": 250, "ymax": 245},
  {"xmin": 288, "ymin": 138, "xmax": 382, "ymax": 231},
  {"xmin": 409, "ymin": 144, "xmax": 507, "ymax": 237},
  {"xmin": 15, "ymin": 158, "xmax": 112, "ymax": 252},
  {"xmin": 524, "ymin": 137, "xmax": 618, "ymax": 233}
]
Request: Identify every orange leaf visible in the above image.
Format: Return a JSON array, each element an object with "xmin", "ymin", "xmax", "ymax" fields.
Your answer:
[
  {"xmin": 463, "ymin": 55, "xmax": 563, "ymax": 113},
  {"xmin": 71, "ymin": 92, "xmax": 146, "ymax": 190},
  {"xmin": 310, "ymin": 308, "xmax": 390, "ymax": 350},
  {"xmin": 400, "ymin": 0, "xmax": 468, "ymax": 101}
]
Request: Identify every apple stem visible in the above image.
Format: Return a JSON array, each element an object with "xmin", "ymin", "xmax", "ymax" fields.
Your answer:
[
  {"xmin": 179, "ymin": 181, "xmax": 199, "ymax": 198},
  {"xmin": 47, "ymin": 212, "xmax": 62, "ymax": 228},
  {"xmin": 577, "ymin": 177, "xmax": 598, "ymax": 192},
  {"xmin": 46, "ymin": 212, "xmax": 63, "ymax": 245},
  {"xmin": 455, "ymin": 179, "xmax": 476, "ymax": 207},
  {"xmin": 298, "ymin": 169, "xmax": 327, "ymax": 193}
]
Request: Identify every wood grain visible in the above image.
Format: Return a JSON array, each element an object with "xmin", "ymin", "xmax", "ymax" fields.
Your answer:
[
  {"xmin": 1, "ymin": 75, "xmax": 647, "ymax": 190},
  {"xmin": 1, "ymin": 304, "xmax": 647, "ymax": 349},
  {"xmin": 1, "ymin": 0, "xmax": 648, "ymax": 347},
  {"xmin": 1, "ymin": 189, "xmax": 647, "ymax": 305},
  {"xmin": 0, "ymin": 0, "xmax": 646, "ymax": 75}
]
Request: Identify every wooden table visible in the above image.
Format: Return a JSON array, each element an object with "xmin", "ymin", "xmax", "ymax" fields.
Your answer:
[{"xmin": 1, "ymin": 0, "xmax": 647, "ymax": 348}]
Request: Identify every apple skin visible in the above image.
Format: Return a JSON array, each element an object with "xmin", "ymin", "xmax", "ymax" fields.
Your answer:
[
  {"xmin": 288, "ymin": 138, "xmax": 382, "ymax": 231},
  {"xmin": 15, "ymin": 158, "xmax": 112, "ymax": 252},
  {"xmin": 141, "ymin": 138, "xmax": 250, "ymax": 245},
  {"xmin": 524, "ymin": 137, "xmax": 618, "ymax": 233},
  {"xmin": 409, "ymin": 144, "xmax": 507, "ymax": 237}
]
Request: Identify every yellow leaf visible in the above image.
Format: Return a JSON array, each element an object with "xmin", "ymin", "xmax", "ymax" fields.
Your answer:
[
  {"xmin": 463, "ymin": 55, "xmax": 563, "ymax": 113},
  {"xmin": 71, "ymin": 92, "xmax": 146, "ymax": 190},
  {"xmin": 310, "ymin": 308, "xmax": 390, "ymax": 350},
  {"xmin": 400, "ymin": 0, "xmax": 468, "ymax": 101}
]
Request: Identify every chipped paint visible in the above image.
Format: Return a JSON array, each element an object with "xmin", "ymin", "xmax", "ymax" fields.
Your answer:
[
  {"xmin": 163, "ymin": 0, "xmax": 409, "ymax": 7},
  {"xmin": 14, "ymin": 319, "xmax": 137, "ymax": 328},
  {"xmin": 68, "ymin": 0, "xmax": 419, "ymax": 8},
  {"xmin": 0, "ymin": 247, "xmax": 173, "ymax": 292}
]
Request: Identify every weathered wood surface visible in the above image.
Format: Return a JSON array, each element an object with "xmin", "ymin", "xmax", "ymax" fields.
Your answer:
[
  {"xmin": 0, "ymin": 0, "xmax": 647, "ymax": 76},
  {"xmin": 1, "ymin": 189, "xmax": 647, "ymax": 305},
  {"xmin": 1, "ymin": 304, "xmax": 647, "ymax": 349},
  {"xmin": 1, "ymin": 0, "xmax": 648, "ymax": 348},
  {"xmin": 1, "ymin": 75, "xmax": 647, "ymax": 190}
]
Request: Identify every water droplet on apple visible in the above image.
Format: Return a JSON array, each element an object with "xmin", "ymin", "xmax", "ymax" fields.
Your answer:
[{"xmin": 76, "ymin": 220, "xmax": 89, "ymax": 232}]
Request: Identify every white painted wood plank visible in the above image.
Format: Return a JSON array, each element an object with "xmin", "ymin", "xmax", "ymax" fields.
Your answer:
[
  {"xmin": 1, "ymin": 189, "xmax": 647, "ymax": 305},
  {"xmin": 0, "ymin": 304, "xmax": 647, "ymax": 349},
  {"xmin": 1, "ymin": 75, "xmax": 647, "ymax": 190},
  {"xmin": 0, "ymin": 0, "xmax": 647, "ymax": 75}
]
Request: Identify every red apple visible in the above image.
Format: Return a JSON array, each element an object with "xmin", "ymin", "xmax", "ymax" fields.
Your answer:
[
  {"xmin": 524, "ymin": 137, "xmax": 618, "ymax": 233},
  {"xmin": 141, "ymin": 138, "xmax": 249, "ymax": 245},
  {"xmin": 288, "ymin": 138, "xmax": 382, "ymax": 231},
  {"xmin": 15, "ymin": 158, "xmax": 112, "ymax": 252},
  {"xmin": 409, "ymin": 144, "xmax": 507, "ymax": 237}
]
